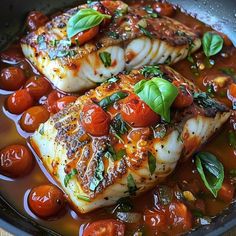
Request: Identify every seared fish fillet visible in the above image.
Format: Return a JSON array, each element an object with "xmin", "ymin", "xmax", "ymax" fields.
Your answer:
[
  {"xmin": 31, "ymin": 65, "xmax": 230, "ymax": 213},
  {"xmin": 21, "ymin": 1, "xmax": 201, "ymax": 92}
]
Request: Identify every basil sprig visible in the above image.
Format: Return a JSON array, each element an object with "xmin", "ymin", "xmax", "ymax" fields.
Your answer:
[
  {"xmin": 64, "ymin": 168, "xmax": 78, "ymax": 187},
  {"xmin": 67, "ymin": 8, "xmax": 111, "ymax": 38},
  {"xmin": 195, "ymin": 152, "xmax": 224, "ymax": 198},
  {"xmin": 202, "ymin": 32, "xmax": 223, "ymax": 58},
  {"xmin": 127, "ymin": 174, "xmax": 138, "ymax": 195},
  {"xmin": 134, "ymin": 77, "xmax": 178, "ymax": 122},
  {"xmin": 89, "ymin": 157, "xmax": 104, "ymax": 191},
  {"xmin": 99, "ymin": 51, "xmax": 111, "ymax": 67}
]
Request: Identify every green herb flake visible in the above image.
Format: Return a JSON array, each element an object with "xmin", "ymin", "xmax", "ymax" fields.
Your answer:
[
  {"xmin": 206, "ymin": 84, "xmax": 215, "ymax": 97},
  {"xmin": 141, "ymin": 65, "xmax": 163, "ymax": 78},
  {"xmin": 37, "ymin": 35, "xmax": 47, "ymax": 50},
  {"xmin": 116, "ymin": 197, "xmax": 133, "ymax": 212},
  {"xmin": 195, "ymin": 151, "xmax": 224, "ymax": 198},
  {"xmin": 148, "ymin": 152, "xmax": 156, "ymax": 175},
  {"xmin": 99, "ymin": 51, "xmax": 112, "ymax": 67},
  {"xmin": 39, "ymin": 125, "xmax": 45, "ymax": 135},
  {"xmin": 64, "ymin": 168, "xmax": 78, "ymax": 187},
  {"xmin": 127, "ymin": 174, "xmax": 138, "ymax": 195},
  {"xmin": 107, "ymin": 32, "xmax": 120, "ymax": 39},
  {"xmin": 77, "ymin": 195, "xmax": 91, "ymax": 202},
  {"xmin": 228, "ymin": 130, "xmax": 236, "ymax": 149},
  {"xmin": 89, "ymin": 158, "xmax": 104, "ymax": 191},
  {"xmin": 138, "ymin": 25, "xmax": 153, "ymax": 38},
  {"xmin": 116, "ymin": 149, "xmax": 127, "ymax": 160},
  {"xmin": 144, "ymin": 5, "xmax": 159, "ymax": 18}
]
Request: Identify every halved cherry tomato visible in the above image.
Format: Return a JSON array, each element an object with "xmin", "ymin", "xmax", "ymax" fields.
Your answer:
[
  {"xmin": 218, "ymin": 181, "xmax": 234, "ymax": 202},
  {"xmin": 121, "ymin": 94, "xmax": 160, "ymax": 127},
  {"xmin": 46, "ymin": 90, "xmax": 65, "ymax": 113},
  {"xmin": 71, "ymin": 26, "xmax": 99, "ymax": 46},
  {"xmin": 25, "ymin": 76, "xmax": 52, "ymax": 100},
  {"xmin": 0, "ymin": 144, "xmax": 34, "ymax": 178},
  {"xmin": 0, "ymin": 67, "xmax": 26, "ymax": 91},
  {"xmin": 81, "ymin": 103, "xmax": 111, "ymax": 136},
  {"xmin": 83, "ymin": 219, "xmax": 125, "ymax": 236},
  {"xmin": 28, "ymin": 184, "xmax": 65, "ymax": 218},
  {"xmin": 55, "ymin": 96, "xmax": 77, "ymax": 112},
  {"xmin": 20, "ymin": 106, "xmax": 50, "ymax": 133},
  {"xmin": 27, "ymin": 11, "xmax": 49, "ymax": 31},
  {"xmin": 229, "ymin": 83, "xmax": 236, "ymax": 99},
  {"xmin": 152, "ymin": 2, "xmax": 175, "ymax": 17},
  {"xmin": 172, "ymin": 81, "xmax": 193, "ymax": 109},
  {"xmin": 7, "ymin": 89, "xmax": 34, "ymax": 114}
]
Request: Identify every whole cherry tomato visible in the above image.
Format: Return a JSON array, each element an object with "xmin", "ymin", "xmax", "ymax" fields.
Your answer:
[
  {"xmin": 83, "ymin": 219, "xmax": 125, "ymax": 236},
  {"xmin": 7, "ymin": 89, "xmax": 34, "ymax": 114},
  {"xmin": 20, "ymin": 106, "xmax": 50, "ymax": 133},
  {"xmin": 28, "ymin": 184, "xmax": 65, "ymax": 218},
  {"xmin": 27, "ymin": 11, "xmax": 49, "ymax": 31},
  {"xmin": 121, "ymin": 94, "xmax": 160, "ymax": 127},
  {"xmin": 0, "ymin": 44, "xmax": 24, "ymax": 63},
  {"xmin": 152, "ymin": 2, "xmax": 175, "ymax": 17},
  {"xmin": 25, "ymin": 76, "xmax": 52, "ymax": 100},
  {"xmin": 0, "ymin": 67, "xmax": 26, "ymax": 91},
  {"xmin": 81, "ymin": 103, "xmax": 111, "ymax": 136},
  {"xmin": 55, "ymin": 96, "xmax": 77, "ymax": 112},
  {"xmin": 46, "ymin": 90, "xmax": 65, "ymax": 113},
  {"xmin": 0, "ymin": 144, "xmax": 34, "ymax": 178}
]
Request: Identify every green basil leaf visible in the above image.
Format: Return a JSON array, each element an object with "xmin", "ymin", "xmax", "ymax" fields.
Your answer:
[
  {"xmin": 202, "ymin": 32, "xmax": 223, "ymax": 57},
  {"xmin": 228, "ymin": 130, "xmax": 236, "ymax": 149},
  {"xmin": 89, "ymin": 157, "xmax": 104, "ymax": 191},
  {"xmin": 138, "ymin": 25, "xmax": 153, "ymax": 38},
  {"xmin": 111, "ymin": 114, "xmax": 128, "ymax": 135},
  {"xmin": 127, "ymin": 174, "xmax": 138, "ymax": 195},
  {"xmin": 99, "ymin": 51, "xmax": 111, "ymax": 67},
  {"xmin": 67, "ymin": 8, "xmax": 111, "ymax": 38},
  {"xmin": 195, "ymin": 152, "xmax": 224, "ymax": 197},
  {"xmin": 134, "ymin": 77, "xmax": 178, "ymax": 122},
  {"xmin": 141, "ymin": 65, "xmax": 163, "ymax": 78},
  {"xmin": 64, "ymin": 168, "xmax": 78, "ymax": 187},
  {"xmin": 77, "ymin": 195, "xmax": 91, "ymax": 202},
  {"xmin": 148, "ymin": 152, "xmax": 156, "ymax": 175}
]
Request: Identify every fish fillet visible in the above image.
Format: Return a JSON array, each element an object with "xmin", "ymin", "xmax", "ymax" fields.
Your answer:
[
  {"xmin": 31, "ymin": 65, "xmax": 230, "ymax": 213},
  {"xmin": 21, "ymin": 1, "xmax": 201, "ymax": 92}
]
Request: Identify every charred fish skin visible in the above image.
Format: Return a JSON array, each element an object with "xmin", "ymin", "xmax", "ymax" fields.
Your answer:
[
  {"xmin": 21, "ymin": 1, "xmax": 201, "ymax": 92},
  {"xmin": 31, "ymin": 65, "xmax": 230, "ymax": 214}
]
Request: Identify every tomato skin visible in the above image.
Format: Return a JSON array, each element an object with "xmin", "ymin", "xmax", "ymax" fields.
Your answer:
[
  {"xmin": 0, "ymin": 144, "xmax": 34, "ymax": 178},
  {"xmin": 7, "ymin": 89, "xmax": 34, "ymax": 114},
  {"xmin": 47, "ymin": 90, "xmax": 65, "ymax": 113},
  {"xmin": 0, "ymin": 44, "xmax": 24, "ymax": 63},
  {"xmin": 229, "ymin": 83, "xmax": 236, "ymax": 100},
  {"xmin": 218, "ymin": 181, "xmax": 234, "ymax": 202},
  {"xmin": 27, "ymin": 11, "xmax": 49, "ymax": 31},
  {"xmin": 20, "ymin": 106, "xmax": 50, "ymax": 133},
  {"xmin": 152, "ymin": 2, "xmax": 175, "ymax": 17},
  {"xmin": 121, "ymin": 94, "xmax": 160, "ymax": 127},
  {"xmin": 71, "ymin": 26, "xmax": 99, "ymax": 46},
  {"xmin": 56, "ymin": 96, "xmax": 77, "ymax": 112},
  {"xmin": 28, "ymin": 185, "xmax": 65, "ymax": 218},
  {"xmin": 81, "ymin": 103, "xmax": 111, "ymax": 136},
  {"xmin": 83, "ymin": 219, "xmax": 125, "ymax": 236},
  {"xmin": 0, "ymin": 67, "xmax": 26, "ymax": 91},
  {"xmin": 25, "ymin": 76, "xmax": 52, "ymax": 100}
]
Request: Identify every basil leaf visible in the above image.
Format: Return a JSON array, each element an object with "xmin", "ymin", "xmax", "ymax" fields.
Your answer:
[
  {"xmin": 67, "ymin": 8, "xmax": 111, "ymax": 38},
  {"xmin": 64, "ymin": 168, "xmax": 78, "ymax": 187},
  {"xmin": 202, "ymin": 32, "xmax": 223, "ymax": 57},
  {"xmin": 89, "ymin": 157, "xmax": 104, "ymax": 191},
  {"xmin": 111, "ymin": 114, "xmax": 128, "ymax": 135},
  {"xmin": 195, "ymin": 152, "xmax": 224, "ymax": 197},
  {"xmin": 138, "ymin": 25, "xmax": 153, "ymax": 38},
  {"xmin": 98, "ymin": 91, "xmax": 128, "ymax": 109},
  {"xmin": 127, "ymin": 174, "xmax": 138, "ymax": 195},
  {"xmin": 148, "ymin": 152, "xmax": 156, "ymax": 175},
  {"xmin": 104, "ymin": 144, "xmax": 116, "ymax": 160},
  {"xmin": 228, "ymin": 130, "xmax": 236, "ymax": 149},
  {"xmin": 134, "ymin": 77, "xmax": 178, "ymax": 122},
  {"xmin": 141, "ymin": 65, "xmax": 163, "ymax": 78},
  {"xmin": 99, "ymin": 51, "xmax": 111, "ymax": 67},
  {"xmin": 77, "ymin": 195, "xmax": 90, "ymax": 202}
]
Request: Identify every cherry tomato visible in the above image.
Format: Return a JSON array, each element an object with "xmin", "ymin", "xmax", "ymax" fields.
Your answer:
[
  {"xmin": 71, "ymin": 26, "xmax": 99, "ymax": 46},
  {"xmin": 81, "ymin": 103, "xmax": 111, "ymax": 136},
  {"xmin": 0, "ymin": 67, "xmax": 26, "ymax": 91},
  {"xmin": 121, "ymin": 94, "xmax": 160, "ymax": 127},
  {"xmin": 27, "ymin": 11, "xmax": 49, "ymax": 31},
  {"xmin": 152, "ymin": 2, "xmax": 175, "ymax": 17},
  {"xmin": 20, "ymin": 106, "xmax": 50, "ymax": 133},
  {"xmin": 229, "ymin": 83, "xmax": 236, "ymax": 100},
  {"xmin": 25, "ymin": 76, "xmax": 52, "ymax": 100},
  {"xmin": 0, "ymin": 44, "xmax": 24, "ymax": 63},
  {"xmin": 83, "ymin": 219, "xmax": 125, "ymax": 236},
  {"xmin": 7, "ymin": 89, "xmax": 34, "ymax": 114},
  {"xmin": 218, "ymin": 181, "xmax": 234, "ymax": 202},
  {"xmin": 55, "ymin": 96, "xmax": 77, "ymax": 112},
  {"xmin": 46, "ymin": 90, "xmax": 65, "ymax": 113},
  {"xmin": 0, "ymin": 144, "xmax": 34, "ymax": 178},
  {"xmin": 102, "ymin": 1, "xmax": 124, "ymax": 13},
  {"xmin": 172, "ymin": 82, "xmax": 193, "ymax": 109},
  {"xmin": 28, "ymin": 184, "xmax": 65, "ymax": 218}
]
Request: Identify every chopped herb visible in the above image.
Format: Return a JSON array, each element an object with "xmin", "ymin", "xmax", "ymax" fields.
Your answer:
[
  {"xmin": 39, "ymin": 125, "xmax": 44, "ymax": 135},
  {"xmin": 111, "ymin": 114, "xmax": 128, "ymax": 136},
  {"xmin": 99, "ymin": 51, "xmax": 112, "ymax": 67},
  {"xmin": 110, "ymin": 126, "xmax": 125, "ymax": 143},
  {"xmin": 37, "ymin": 35, "xmax": 47, "ymax": 50},
  {"xmin": 104, "ymin": 144, "xmax": 116, "ymax": 160},
  {"xmin": 220, "ymin": 67, "xmax": 236, "ymax": 82},
  {"xmin": 49, "ymin": 39, "xmax": 59, "ymax": 47},
  {"xmin": 206, "ymin": 84, "xmax": 215, "ymax": 97},
  {"xmin": 141, "ymin": 65, "xmax": 163, "ymax": 78},
  {"xmin": 228, "ymin": 130, "xmax": 236, "ymax": 149},
  {"xmin": 144, "ymin": 5, "xmax": 159, "ymax": 18},
  {"xmin": 116, "ymin": 149, "xmax": 127, "ymax": 160},
  {"xmin": 138, "ymin": 25, "xmax": 153, "ymax": 38},
  {"xmin": 148, "ymin": 152, "xmax": 156, "ymax": 175},
  {"xmin": 127, "ymin": 174, "xmax": 138, "ymax": 195},
  {"xmin": 89, "ymin": 157, "xmax": 104, "ymax": 191},
  {"xmin": 164, "ymin": 55, "xmax": 172, "ymax": 65},
  {"xmin": 77, "ymin": 195, "xmax": 91, "ymax": 202},
  {"xmin": 114, "ymin": 6, "xmax": 128, "ymax": 18},
  {"xmin": 192, "ymin": 210, "xmax": 204, "ymax": 218},
  {"xmin": 64, "ymin": 168, "xmax": 78, "ymax": 187},
  {"xmin": 116, "ymin": 197, "xmax": 133, "ymax": 212},
  {"xmin": 107, "ymin": 32, "xmax": 120, "ymax": 39}
]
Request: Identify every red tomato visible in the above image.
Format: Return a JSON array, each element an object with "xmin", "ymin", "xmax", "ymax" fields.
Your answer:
[
  {"xmin": 229, "ymin": 83, "xmax": 236, "ymax": 100},
  {"xmin": 0, "ymin": 44, "xmax": 24, "ymax": 63},
  {"xmin": 25, "ymin": 76, "xmax": 52, "ymax": 100},
  {"xmin": 101, "ymin": 1, "xmax": 124, "ymax": 13},
  {"xmin": 47, "ymin": 90, "xmax": 65, "ymax": 113},
  {"xmin": 218, "ymin": 181, "xmax": 234, "ymax": 202},
  {"xmin": 91, "ymin": 2, "xmax": 111, "ymax": 27},
  {"xmin": 28, "ymin": 184, "xmax": 65, "ymax": 218},
  {"xmin": 152, "ymin": 2, "xmax": 175, "ymax": 17},
  {"xmin": 27, "ymin": 11, "xmax": 49, "ymax": 31},
  {"xmin": 71, "ymin": 26, "xmax": 99, "ymax": 46},
  {"xmin": 0, "ymin": 144, "xmax": 34, "ymax": 178},
  {"xmin": 172, "ymin": 82, "xmax": 193, "ymax": 109},
  {"xmin": 55, "ymin": 96, "xmax": 77, "ymax": 112},
  {"xmin": 83, "ymin": 219, "xmax": 125, "ymax": 236},
  {"xmin": 121, "ymin": 94, "xmax": 160, "ymax": 127},
  {"xmin": 81, "ymin": 103, "xmax": 111, "ymax": 136},
  {"xmin": 0, "ymin": 67, "xmax": 26, "ymax": 91},
  {"xmin": 7, "ymin": 89, "xmax": 34, "ymax": 114},
  {"xmin": 20, "ymin": 106, "xmax": 50, "ymax": 133}
]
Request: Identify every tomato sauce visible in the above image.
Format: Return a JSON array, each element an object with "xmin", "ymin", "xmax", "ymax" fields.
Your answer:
[{"xmin": 0, "ymin": 1, "xmax": 236, "ymax": 235}]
